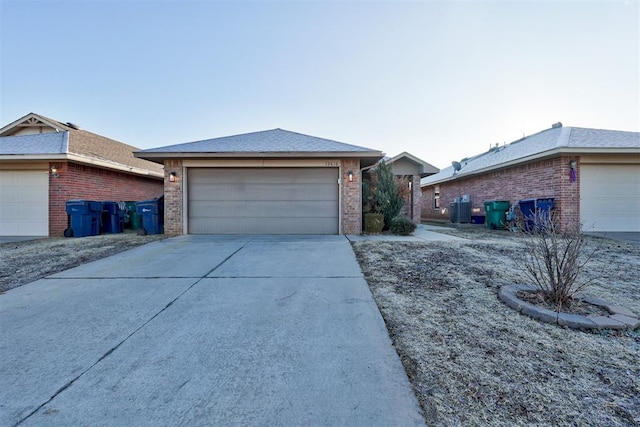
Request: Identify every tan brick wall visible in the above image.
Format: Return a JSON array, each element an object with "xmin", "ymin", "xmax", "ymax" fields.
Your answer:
[
  {"xmin": 49, "ymin": 161, "xmax": 164, "ymax": 236},
  {"xmin": 165, "ymin": 160, "xmax": 364, "ymax": 235},
  {"xmin": 163, "ymin": 160, "xmax": 183, "ymax": 235},
  {"xmin": 398, "ymin": 175, "xmax": 422, "ymax": 223},
  {"xmin": 341, "ymin": 159, "xmax": 362, "ymax": 234},
  {"xmin": 420, "ymin": 155, "xmax": 580, "ymax": 232}
]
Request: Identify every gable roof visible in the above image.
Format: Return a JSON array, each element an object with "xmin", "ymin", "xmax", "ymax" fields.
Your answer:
[
  {"xmin": 422, "ymin": 125, "xmax": 640, "ymax": 186},
  {"xmin": 135, "ymin": 128, "xmax": 384, "ymax": 165},
  {"xmin": 384, "ymin": 151, "xmax": 439, "ymax": 177},
  {"xmin": 0, "ymin": 113, "xmax": 163, "ymax": 178},
  {"xmin": 0, "ymin": 112, "xmax": 76, "ymax": 136}
]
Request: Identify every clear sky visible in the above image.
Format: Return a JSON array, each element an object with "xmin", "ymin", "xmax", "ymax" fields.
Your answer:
[{"xmin": 1, "ymin": 0, "xmax": 638, "ymax": 169}]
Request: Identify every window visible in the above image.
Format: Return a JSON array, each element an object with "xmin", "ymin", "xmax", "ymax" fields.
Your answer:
[{"xmin": 434, "ymin": 185, "xmax": 440, "ymax": 209}]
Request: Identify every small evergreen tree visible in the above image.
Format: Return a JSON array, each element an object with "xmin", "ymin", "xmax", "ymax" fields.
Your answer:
[{"xmin": 374, "ymin": 162, "xmax": 404, "ymax": 229}]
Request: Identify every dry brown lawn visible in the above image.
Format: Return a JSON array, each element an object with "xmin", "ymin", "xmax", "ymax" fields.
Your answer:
[
  {"xmin": 352, "ymin": 225, "xmax": 640, "ymax": 427},
  {"xmin": 0, "ymin": 232, "xmax": 166, "ymax": 293}
]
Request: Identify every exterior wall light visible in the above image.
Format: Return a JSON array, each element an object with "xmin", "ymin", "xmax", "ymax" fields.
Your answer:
[
  {"xmin": 569, "ymin": 160, "xmax": 577, "ymax": 183},
  {"xmin": 50, "ymin": 166, "xmax": 59, "ymax": 178},
  {"xmin": 169, "ymin": 171, "xmax": 177, "ymax": 182},
  {"xmin": 347, "ymin": 170, "xmax": 353, "ymax": 182}
]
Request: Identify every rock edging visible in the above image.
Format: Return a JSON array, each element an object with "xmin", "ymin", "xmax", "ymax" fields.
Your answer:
[{"xmin": 499, "ymin": 284, "xmax": 640, "ymax": 331}]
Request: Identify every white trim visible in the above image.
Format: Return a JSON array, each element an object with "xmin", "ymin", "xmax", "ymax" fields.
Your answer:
[
  {"xmin": 0, "ymin": 153, "xmax": 163, "ymax": 178},
  {"xmin": 182, "ymin": 159, "xmax": 343, "ymax": 168},
  {"xmin": 182, "ymin": 165, "xmax": 189, "ymax": 235}
]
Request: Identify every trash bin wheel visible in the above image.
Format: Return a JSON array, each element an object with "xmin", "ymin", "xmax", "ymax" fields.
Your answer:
[
  {"xmin": 137, "ymin": 228, "xmax": 147, "ymax": 236},
  {"xmin": 63, "ymin": 228, "xmax": 74, "ymax": 238}
]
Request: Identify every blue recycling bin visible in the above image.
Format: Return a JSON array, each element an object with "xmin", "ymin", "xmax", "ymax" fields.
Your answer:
[
  {"xmin": 519, "ymin": 198, "xmax": 555, "ymax": 231},
  {"xmin": 102, "ymin": 201, "xmax": 124, "ymax": 234},
  {"xmin": 65, "ymin": 200, "xmax": 103, "ymax": 237},
  {"xmin": 136, "ymin": 196, "xmax": 164, "ymax": 235}
]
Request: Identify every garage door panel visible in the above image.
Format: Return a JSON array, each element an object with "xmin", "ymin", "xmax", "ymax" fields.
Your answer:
[
  {"xmin": 191, "ymin": 200, "xmax": 339, "ymax": 218},
  {"xmin": 188, "ymin": 168, "xmax": 339, "ymax": 234},
  {"xmin": 0, "ymin": 170, "xmax": 48, "ymax": 236},
  {"xmin": 190, "ymin": 183, "xmax": 337, "ymax": 201},
  {"xmin": 189, "ymin": 168, "xmax": 337, "ymax": 184},
  {"xmin": 581, "ymin": 164, "xmax": 640, "ymax": 232},
  {"xmin": 189, "ymin": 217, "xmax": 338, "ymax": 235}
]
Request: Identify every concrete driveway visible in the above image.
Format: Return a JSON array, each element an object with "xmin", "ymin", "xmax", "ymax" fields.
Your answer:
[{"xmin": 0, "ymin": 235, "xmax": 424, "ymax": 426}]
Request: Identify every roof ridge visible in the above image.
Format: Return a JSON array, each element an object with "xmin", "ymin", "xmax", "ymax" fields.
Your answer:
[{"xmin": 556, "ymin": 126, "xmax": 572, "ymax": 147}]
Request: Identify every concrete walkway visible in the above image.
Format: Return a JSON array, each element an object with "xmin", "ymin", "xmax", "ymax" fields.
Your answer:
[
  {"xmin": 0, "ymin": 235, "xmax": 424, "ymax": 426},
  {"xmin": 347, "ymin": 224, "xmax": 467, "ymax": 242}
]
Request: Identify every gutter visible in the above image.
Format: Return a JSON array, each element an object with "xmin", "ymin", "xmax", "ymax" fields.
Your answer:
[
  {"xmin": 134, "ymin": 151, "xmax": 384, "ymax": 163},
  {"xmin": 66, "ymin": 153, "xmax": 164, "ymax": 178},
  {"xmin": 0, "ymin": 153, "xmax": 164, "ymax": 179},
  {"xmin": 421, "ymin": 147, "xmax": 640, "ymax": 187}
]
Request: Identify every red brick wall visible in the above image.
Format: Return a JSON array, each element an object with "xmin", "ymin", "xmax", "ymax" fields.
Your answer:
[
  {"xmin": 163, "ymin": 160, "xmax": 183, "ymax": 235},
  {"xmin": 48, "ymin": 161, "xmax": 164, "ymax": 236},
  {"xmin": 420, "ymin": 155, "xmax": 580, "ymax": 231},
  {"xmin": 341, "ymin": 159, "xmax": 362, "ymax": 234}
]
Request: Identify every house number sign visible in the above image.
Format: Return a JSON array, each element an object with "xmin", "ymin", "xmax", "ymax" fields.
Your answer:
[{"xmin": 325, "ymin": 161, "xmax": 339, "ymax": 167}]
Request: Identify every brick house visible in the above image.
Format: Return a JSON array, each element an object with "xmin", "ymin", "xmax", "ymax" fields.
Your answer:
[
  {"xmin": 421, "ymin": 123, "xmax": 640, "ymax": 233},
  {"xmin": 135, "ymin": 129, "xmax": 383, "ymax": 235},
  {"xmin": 382, "ymin": 152, "xmax": 439, "ymax": 223},
  {"xmin": 0, "ymin": 113, "xmax": 164, "ymax": 236}
]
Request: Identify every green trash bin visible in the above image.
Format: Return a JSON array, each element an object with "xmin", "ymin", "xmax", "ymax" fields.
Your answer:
[
  {"xmin": 125, "ymin": 201, "xmax": 141, "ymax": 230},
  {"xmin": 483, "ymin": 200, "xmax": 510, "ymax": 230}
]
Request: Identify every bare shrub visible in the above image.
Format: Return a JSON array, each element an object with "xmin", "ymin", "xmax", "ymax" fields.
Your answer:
[{"xmin": 521, "ymin": 210, "xmax": 599, "ymax": 310}]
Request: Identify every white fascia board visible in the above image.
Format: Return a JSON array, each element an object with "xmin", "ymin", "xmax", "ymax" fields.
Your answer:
[{"xmin": 66, "ymin": 153, "xmax": 164, "ymax": 178}]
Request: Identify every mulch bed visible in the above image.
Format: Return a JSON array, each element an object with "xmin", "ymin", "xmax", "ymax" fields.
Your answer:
[{"xmin": 516, "ymin": 290, "xmax": 611, "ymax": 317}]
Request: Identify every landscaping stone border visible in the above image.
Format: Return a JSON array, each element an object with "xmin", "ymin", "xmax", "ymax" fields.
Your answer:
[{"xmin": 499, "ymin": 284, "xmax": 640, "ymax": 331}]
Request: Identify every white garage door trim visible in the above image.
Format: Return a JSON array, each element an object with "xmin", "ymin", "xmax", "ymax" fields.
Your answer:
[
  {"xmin": 580, "ymin": 163, "xmax": 640, "ymax": 232},
  {"xmin": 0, "ymin": 170, "xmax": 49, "ymax": 236},
  {"xmin": 187, "ymin": 167, "xmax": 339, "ymax": 235}
]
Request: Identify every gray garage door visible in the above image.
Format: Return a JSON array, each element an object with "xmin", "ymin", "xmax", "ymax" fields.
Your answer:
[{"xmin": 188, "ymin": 168, "xmax": 339, "ymax": 234}]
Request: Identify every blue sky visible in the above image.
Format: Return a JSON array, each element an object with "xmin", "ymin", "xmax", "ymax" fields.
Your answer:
[{"xmin": 1, "ymin": 0, "xmax": 638, "ymax": 169}]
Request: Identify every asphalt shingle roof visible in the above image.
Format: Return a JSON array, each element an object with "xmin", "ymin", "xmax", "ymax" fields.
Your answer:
[
  {"xmin": 137, "ymin": 128, "xmax": 380, "ymax": 154},
  {"xmin": 0, "ymin": 132, "xmax": 69, "ymax": 155},
  {"xmin": 67, "ymin": 129, "xmax": 164, "ymax": 174},
  {"xmin": 0, "ymin": 113, "xmax": 164, "ymax": 177},
  {"xmin": 422, "ymin": 126, "xmax": 640, "ymax": 186}
]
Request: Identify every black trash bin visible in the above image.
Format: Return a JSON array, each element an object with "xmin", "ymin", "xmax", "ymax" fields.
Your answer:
[
  {"xmin": 102, "ymin": 201, "xmax": 124, "ymax": 234},
  {"xmin": 519, "ymin": 198, "xmax": 555, "ymax": 231},
  {"xmin": 136, "ymin": 196, "xmax": 164, "ymax": 235},
  {"xmin": 65, "ymin": 200, "xmax": 103, "ymax": 237}
]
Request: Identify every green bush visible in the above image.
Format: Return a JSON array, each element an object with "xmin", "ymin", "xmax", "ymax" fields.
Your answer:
[
  {"xmin": 374, "ymin": 162, "xmax": 404, "ymax": 229},
  {"xmin": 364, "ymin": 213, "xmax": 385, "ymax": 234},
  {"xmin": 389, "ymin": 216, "xmax": 416, "ymax": 235}
]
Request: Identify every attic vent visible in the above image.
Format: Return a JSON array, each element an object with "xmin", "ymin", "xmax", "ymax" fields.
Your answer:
[
  {"xmin": 551, "ymin": 122, "xmax": 562, "ymax": 129},
  {"xmin": 66, "ymin": 122, "xmax": 82, "ymax": 130}
]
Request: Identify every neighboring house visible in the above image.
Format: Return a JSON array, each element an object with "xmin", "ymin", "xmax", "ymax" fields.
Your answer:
[
  {"xmin": 383, "ymin": 152, "xmax": 439, "ymax": 223},
  {"xmin": 135, "ymin": 129, "xmax": 384, "ymax": 235},
  {"xmin": 0, "ymin": 113, "xmax": 164, "ymax": 237},
  {"xmin": 421, "ymin": 123, "xmax": 640, "ymax": 233}
]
